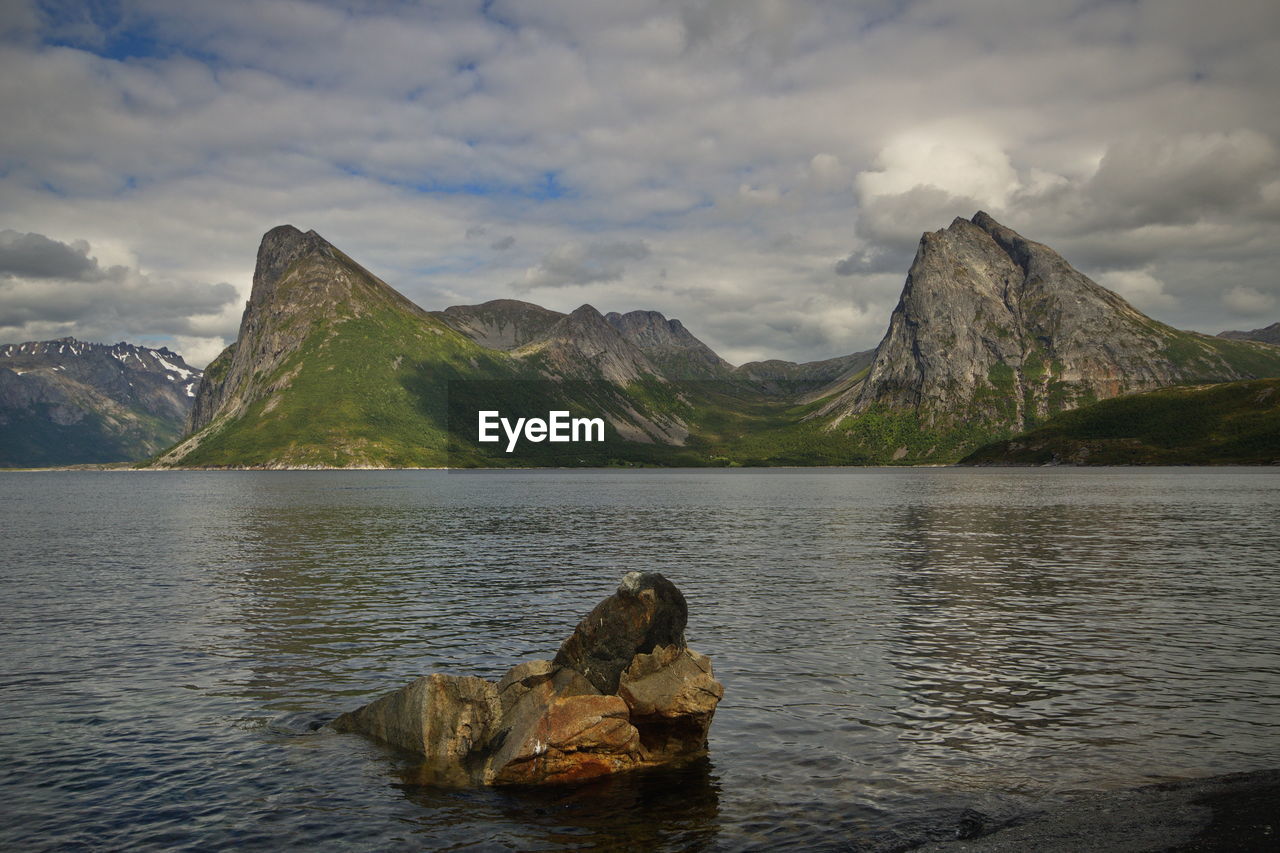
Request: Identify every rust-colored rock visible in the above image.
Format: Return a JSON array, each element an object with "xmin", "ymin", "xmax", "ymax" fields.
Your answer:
[
  {"xmin": 485, "ymin": 694, "xmax": 641, "ymax": 785},
  {"xmin": 332, "ymin": 574, "xmax": 722, "ymax": 786},
  {"xmin": 619, "ymin": 646, "xmax": 724, "ymax": 757}
]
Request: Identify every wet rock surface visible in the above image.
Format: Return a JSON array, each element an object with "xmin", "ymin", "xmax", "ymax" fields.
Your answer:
[{"xmin": 331, "ymin": 572, "xmax": 721, "ymax": 786}]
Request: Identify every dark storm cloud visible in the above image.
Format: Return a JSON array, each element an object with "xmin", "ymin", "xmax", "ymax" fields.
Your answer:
[{"xmin": 0, "ymin": 230, "xmax": 98, "ymax": 280}]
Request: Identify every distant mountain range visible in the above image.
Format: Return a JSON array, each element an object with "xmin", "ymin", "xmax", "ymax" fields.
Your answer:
[
  {"xmin": 4, "ymin": 214, "xmax": 1278, "ymax": 468},
  {"xmin": 0, "ymin": 338, "xmax": 201, "ymax": 466},
  {"xmin": 1219, "ymin": 322, "xmax": 1280, "ymax": 346}
]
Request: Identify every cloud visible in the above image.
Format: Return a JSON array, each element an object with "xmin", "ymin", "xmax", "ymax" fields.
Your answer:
[
  {"xmin": 1095, "ymin": 268, "xmax": 1178, "ymax": 312},
  {"xmin": 1087, "ymin": 130, "xmax": 1278, "ymax": 227},
  {"xmin": 514, "ymin": 240, "xmax": 650, "ymax": 290},
  {"xmin": 0, "ymin": 229, "xmax": 97, "ymax": 279},
  {"xmin": 0, "ymin": 230, "xmax": 239, "ymax": 366},
  {"xmin": 1223, "ymin": 285, "xmax": 1276, "ymax": 315},
  {"xmin": 856, "ymin": 126, "xmax": 1020, "ymax": 207},
  {"xmin": 2, "ymin": 0, "xmax": 1279, "ymax": 364}
]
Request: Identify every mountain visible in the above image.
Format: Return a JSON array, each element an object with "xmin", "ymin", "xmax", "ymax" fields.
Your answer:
[
  {"xmin": 157, "ymin": 225, "xmax": 520, "ymax": 468},
  {"xmin": 147, "ymin": 215, "xmax": 1280, "ymax": 469},
  {"xmin": 604, "ymin": 310, "xmax": 733, "ymax": 379},
  {"xmin": 1219, "ymin": 322, "xmax": 1280, "ymax": 346},
  {"xmin": 0, "ymin": 337, "xmax": 201, "ymax": 466},
  {"xmin": 434, "ymin": 299, "xmax": 563, "ymax": 350},
  {"xmin": 810, "ymin": 212, "xmax": 1280, "ymax": 462},
  {"xmin": 734, "ymin": 351, "xmax": 875, "ymax": 397},
  {"xmin": 960, "ymin": 378, "xmax": 1280, "ymax": 466},
  {"xmin": 155, "ymin": 227, "xmax": 699, "ymax": 467}
]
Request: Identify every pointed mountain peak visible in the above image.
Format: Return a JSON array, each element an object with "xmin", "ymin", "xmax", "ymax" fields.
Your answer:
[
  {"xmin": 567, "ymin": 303, "xmax": 607, "ymax": 322},
  {"xmin": 253, "ymin": 225, "xmax": 338, "ymax": 297}
]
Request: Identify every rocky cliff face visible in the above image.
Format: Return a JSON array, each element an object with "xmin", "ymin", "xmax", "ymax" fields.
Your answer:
[
  {"xmin": 0, "ymin": 338, "xmax": 201, "ymax": 466},
  {"xmin": 604, "ymin": 309, "xmax": 733, "ymax": 379},
  {"xmin": 188, "ymin": 225, "xmax": 433, "ymax": 435},
  {"xmin": 818, "ymin": 213, "xmax": 1280, "ymax": 459}
]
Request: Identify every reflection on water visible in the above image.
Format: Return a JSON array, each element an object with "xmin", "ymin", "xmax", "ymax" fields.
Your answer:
[{"xmin": 1, "ymin": 468, "xmax": 1278, "ymax": 850}]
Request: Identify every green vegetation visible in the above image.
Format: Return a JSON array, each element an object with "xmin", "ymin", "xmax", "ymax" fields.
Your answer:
[
  {"xmin": 961, "ymin": 378, "xmax": 1280, "ymax": 465},
  {"xmin": 1, "ymin": 404, "xmax": 179, "ymax": 467}
]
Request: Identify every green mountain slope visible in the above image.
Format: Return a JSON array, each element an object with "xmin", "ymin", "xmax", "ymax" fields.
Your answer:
[
  {"xmin": 153, "ymin": 227, "xmax": 704, "ymax": 468},
  {"xmin": 960, "ymin": 378, "xmax": 1280, "ymax": 465},
  {"xmin": 149, "ymin": 218, "xmax": 1280, "ymax": 469}
]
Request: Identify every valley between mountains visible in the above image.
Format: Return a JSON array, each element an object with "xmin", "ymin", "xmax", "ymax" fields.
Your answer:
[{"xmin": 5, "ymin": 213, "xmax": 1280, "ymax": 468}]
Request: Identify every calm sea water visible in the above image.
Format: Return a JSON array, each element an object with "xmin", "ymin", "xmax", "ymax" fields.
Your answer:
[{"xmin": 2, "ymin": 467, "xmax": 1278, "ymax": 851}]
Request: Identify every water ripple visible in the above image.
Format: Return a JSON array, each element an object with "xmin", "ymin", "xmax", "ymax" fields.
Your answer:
[{"xmin": 2, "ymin": 467, "xmax": 1278, "ymax": 850}]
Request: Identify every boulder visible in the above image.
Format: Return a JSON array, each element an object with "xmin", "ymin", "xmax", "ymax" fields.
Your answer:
[
  {"xmin": 553, "ymin": 571, "xmax": 688, "ymax": 694},
  {"xmin": 332, "ymin": 573, "xmax": 721, "ymax": 786},
  {"xmin": 330, "ymin": 673, "xmax": 500, "ymax": 785},
  {"xmin": 618, "ymin": 645, "xmax": 724, "ymax": 757}
]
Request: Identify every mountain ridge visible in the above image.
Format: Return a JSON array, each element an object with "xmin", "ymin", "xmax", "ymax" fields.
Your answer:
[
  {"xmin": 1, "ymin": 337, "xmax": 201, "ymax": 466},
  {"xmin": 38, "ymin": 212, "xmax": 1277, "ymax": 469}
]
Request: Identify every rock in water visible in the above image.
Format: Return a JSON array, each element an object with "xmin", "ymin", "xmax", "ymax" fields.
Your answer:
[
  {"xmin": 553, "ymin": 571, "xmax": 689, "ymax": 694},
  {"xmin": 331, "ymin": 573, "xmax": 721, "ymax": 786},
  {"xmin": 330, "ymin": 674, "xmax": 500, "ymax": 785}
]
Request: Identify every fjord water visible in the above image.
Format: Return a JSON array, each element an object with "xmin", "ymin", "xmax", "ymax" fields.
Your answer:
[{"xmin": 2, "ymin": 469, "xmax": 1278, "ymax": 851}]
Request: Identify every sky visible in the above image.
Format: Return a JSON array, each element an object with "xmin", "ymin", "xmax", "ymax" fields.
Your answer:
[{"xmin": 1, "ymin": 0, "xmax": 1278, "ymax": 368}]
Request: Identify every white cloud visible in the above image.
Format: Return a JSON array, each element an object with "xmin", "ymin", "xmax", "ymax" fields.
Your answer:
[
  {"xmin": 1095, "ymin": 269, "xmax": 1179, "ymax": 312},
  {"xmin": 1223, "ymin": 285, "xmax": 1276, "ymax": 315},
  {"xmin": 856, "ymin": 125, "xmax": 1020, "ymax": 207},
  {"xmin": 1, "ymin": 0, "xmax": 1279, "ymax": 365},
  {"xmin": 514, "ymin": 240, "xmax": 651, "ymax": 291}
]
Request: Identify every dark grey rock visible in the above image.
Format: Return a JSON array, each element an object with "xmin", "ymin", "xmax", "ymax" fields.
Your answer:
[{"xmin": 553, "ymin": 571, "xmax": 688, "ymax": 695}]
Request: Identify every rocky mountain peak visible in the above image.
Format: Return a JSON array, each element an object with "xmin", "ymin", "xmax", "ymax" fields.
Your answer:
[
  {"xmin": 436, "ymin": 299, "xmax": 565, "ymax": 350},
  {"xmin": 819, "ymin": 212, "xmax": 1279, "ymax": 460},
  {"xmin": 0, "ymin": 336, "xmax": 202, "ymax": 465},
  {"xmin": 514, "ymin": 303, "xmax": 660, "ymax": 385},
  {"xmin": 604, "ymin": 309, "xmax": 732, "ymax": 378},
  {"xmin": 187, "ymin": 223, "xmax": 429, "ymax": 434}
]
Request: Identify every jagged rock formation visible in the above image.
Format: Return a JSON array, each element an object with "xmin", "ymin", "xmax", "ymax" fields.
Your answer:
[
  {"xmin": 331, "ymin": 572, "xmax": 723, "ymax": 786},
  {"xmin": 604, "ymin": 310, "xmax": 733, "ymax": 379},
  {"xmin": 1219, "ymin": 322, "xmax": 1280, "ymax": 346},
  {"xmin": 517, "ymin": 304, "xmax": 662, "ymax": 386},
  {"xmin": 817, "ymin": 212, "xmax": 1280, "ymax": 461},
  {"xmin": 0, "ymin": 337, "xmax": 201, "ymax": 466},
  {"xmin": 442, "ymin": 301, "xmax": 733, "ymax": 383}
]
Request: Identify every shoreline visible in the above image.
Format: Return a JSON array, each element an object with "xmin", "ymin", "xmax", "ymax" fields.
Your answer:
[{"xmin": 913, "ymin": 768, "xmax": 1279, "ymax": 852}]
